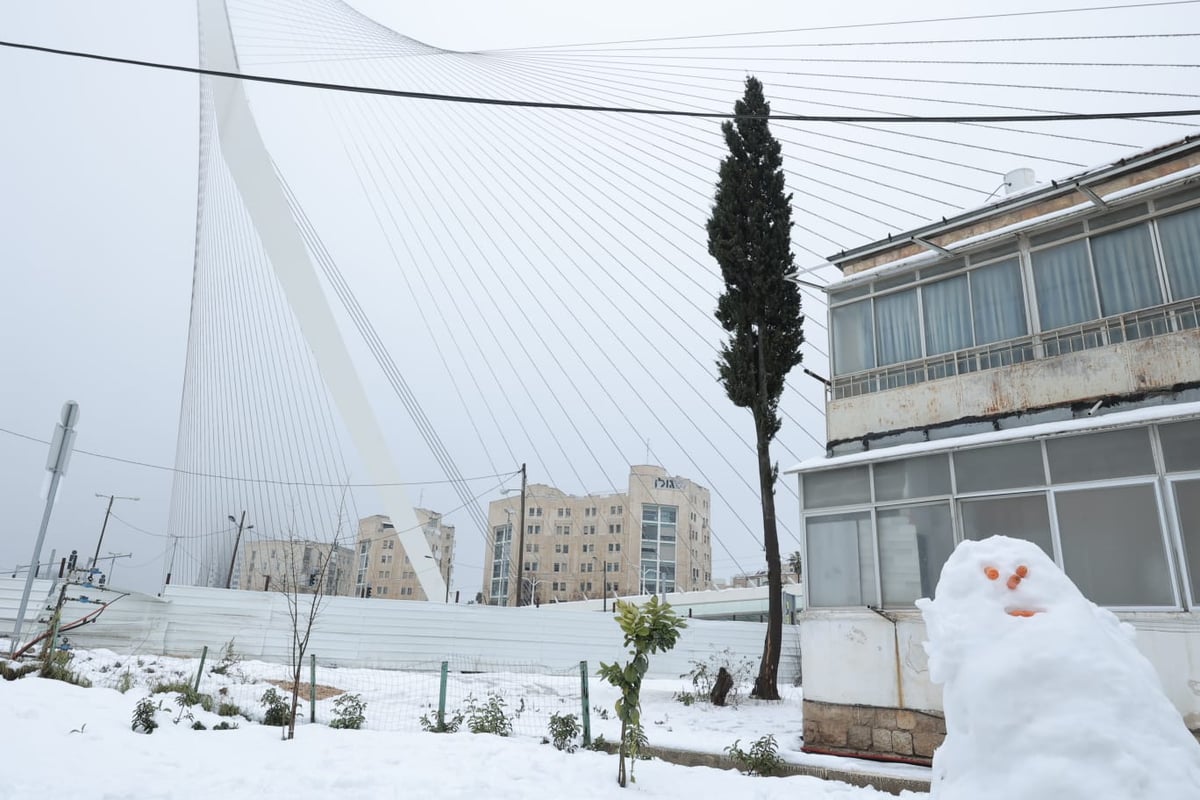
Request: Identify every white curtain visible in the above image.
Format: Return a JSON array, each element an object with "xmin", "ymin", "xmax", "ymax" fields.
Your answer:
[
  {"xmin": 831, "ymin": 300, "xmax": 875, "ymax": 375},
  {"xmin": 922, "ymin": 275, "xmax": 972, "ymax": 355},
  {"xmin": 1159, "ymin": 206, "xmax": 1200, "ymax": 301},
  {"xmin": 970, "ymin": 258, "xmax": 1028, "ymax": 344},
  {"xmin": 1090, "ymin": 223, "xmax": 1162, "ymax": 315},
  {"xmin": 1033, "ymin": 239, "xmax": 1098, "ymax": 330},
  {"xmin": 874, "ymin": 288, "xmax": 921, "ymax": 365}
]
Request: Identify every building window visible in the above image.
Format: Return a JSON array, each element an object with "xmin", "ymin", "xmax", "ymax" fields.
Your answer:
[
  {"xmin": 582, "ymin": 524, "xmax": 596, "ymax": 535},
  {"xmin": 556, "ymin": 525, "xmax": 571, "ymax": 536},
  {"xmin": 528, "ymin": 506, "xmax": 542, "ymax": 517},
  {"xmin": 585, "ymin": 506, "xmax": 597, "ymax": 517},
  {"xmin": 525, "ymin": 561, "xmax": 538, "ymax": 571},
  {"xmin": 608, "ymin": 524, "xmax": 622, "ymax": 534},
  {"xmin": 555, "ymin": 543, "xmax": 569, "ymax": 554},
  {"xmin": 960, "ymin": 494, "xmax": 1054, "ymax": 558},
  {"xmin": 876, "ymin": 503, "xmax": 954, "ymax": 605},
  {"xmin": 610, "ymin": 505, "xmax": 623, "ymax": 515},
  {"xmin": 640, "ymin": 504, "xmax": 678, "ymax": 594},
  {"xmin": 527, "ymin": 524, "xmax": 541, "ymax": 535},
  {"xmin": 1159, "ymin": 205, "xmax": 1200, "ymax": 302},
  {"xmin": 807, "ymin": 511, "xmax": 877, "ymax": 607},
  {"xmin": 607, "ymin": 543, "xmax": 621, "ymax": 552},
  {"xmin": 558, "ymin": 507, "xmax": 571, "ymax": 517}
]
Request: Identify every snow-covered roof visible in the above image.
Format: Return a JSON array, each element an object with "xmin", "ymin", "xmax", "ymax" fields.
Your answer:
[
  {"xmin": 815, "ymin": 133, "xmax": 1200, "ymax": 289},
  {"xmin": 784, "ymin": 400, "xmax": 1200, "ymax": 474}
]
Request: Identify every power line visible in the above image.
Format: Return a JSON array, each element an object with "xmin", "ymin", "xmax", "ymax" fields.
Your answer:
[
  {"xmin": 2, "ymin": 39, "xmax": 1199, "ymax": 122},
  {"xmin": 0, "ymin": 424, "xmax": 518, "ymax": 488},
  {"xmin": 486, "ymin": 0, "xmax": 1200, "ymax": 50}
]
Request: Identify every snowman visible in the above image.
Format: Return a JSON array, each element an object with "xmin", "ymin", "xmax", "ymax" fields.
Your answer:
[{"xmin": 917, "ymin": 535, "xmax": 1200, "ymax": 800}]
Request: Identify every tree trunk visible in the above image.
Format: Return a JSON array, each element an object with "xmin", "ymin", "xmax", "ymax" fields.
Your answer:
[
  {"xmin": 710, "ymin": 666, "xmax": 735, "ymax": 706},
  {"xmin": 751, "ymin": 335, "xmax": 783, "ymax": 701},
  {"xmin": 288, "ymin": 668, "xmax": 301, "ymax": 740}
]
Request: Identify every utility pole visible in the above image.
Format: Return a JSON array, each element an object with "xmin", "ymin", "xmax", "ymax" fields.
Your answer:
[
  {"xmin": 225, "ymin": 511, "xmax": 252, "ymax": 589},
  {"xmin": 90, "ymin": 493, "xmax": 139, "ymax": 573},
  {"xmin": 11, "ymin": 401, "xmax": 79, "ymax": 657},
  {"xmin": 514, "ymin": 463, "xmax": 527, "ymax": 606}
]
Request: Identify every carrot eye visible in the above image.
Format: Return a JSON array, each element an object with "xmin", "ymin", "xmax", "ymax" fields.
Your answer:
[
  {"xmin": 984, "ymin": 566, "xmax": 1000, "ymax": 580},
  {"xmin": 1016, "ymin": 565, "xmax": 1029, "ymax": 578}
]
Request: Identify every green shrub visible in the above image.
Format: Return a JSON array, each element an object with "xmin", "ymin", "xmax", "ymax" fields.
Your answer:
[
  {"xmin": 465, "ymin": 694, "xmax": 513, "ymax": 737},
  {"xmin": 116, "ymin": 670, "xmax": 135, "ymax": 694},
  {"xmin": 210, "ymin": 639, "xmax": 241, "ymax": 676},
  {"xmin": 674, "ymin": 691, "xmax": 696, "ymax": 706},
  {"xmin": 217, "ymin": 701, "xmax": 244, "ymax": 718},
  {"xmin": 213, "ymin": 720, "xmax": 239, "ymax": 731},
  {"xmin": 151, "ymin": 680, "xmax": 200, "ymax": 706},
  {"xmin": 726, "ymin": 734, "xmax": 784, "ymax": 776},
  {"xmin": 192, "ymin": 720, "xmax": 207, "ymax": 731},
  {"xmin": 548, "ymin": 711, "xmax": 581, "ymax": 752},
  {"xmin": 132, "ymin": 697, "xmax": 160, "ymax": 734},
  {"xmin": 419, "ymin": 707, "xmax": 464, "ymax": 733},
  {"xmin": 260, "ymin": 687, "xmax": 292, "ymax": 727},
  {"xmin": 329, "ymin": 693, "xmax": 367, "ymax": 730}
]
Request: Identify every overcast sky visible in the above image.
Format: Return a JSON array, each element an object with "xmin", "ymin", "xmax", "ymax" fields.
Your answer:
[{"xmin": 2, "ymin": 0, "xmax": 1196, "ymax": 598}]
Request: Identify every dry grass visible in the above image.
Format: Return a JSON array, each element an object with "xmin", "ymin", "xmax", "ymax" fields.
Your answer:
[{"xmin": 267, "ymin": 678, "xmax": 343, "ymax": 701}]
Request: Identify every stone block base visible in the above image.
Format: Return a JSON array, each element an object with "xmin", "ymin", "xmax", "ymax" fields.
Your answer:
[{"xmin": 802, "ymin": 698, "xmax": 945, "ymax": 766}]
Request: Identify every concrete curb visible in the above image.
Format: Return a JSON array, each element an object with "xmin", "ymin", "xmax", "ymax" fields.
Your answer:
[{"xmin": 592, "ymin": 741, "xmax": 931, "ymax": 795}]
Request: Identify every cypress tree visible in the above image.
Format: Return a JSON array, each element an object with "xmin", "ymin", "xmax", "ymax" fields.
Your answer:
[{"xmin": 706, "ymin": 76, "xmax": 804, "ymax": 701}]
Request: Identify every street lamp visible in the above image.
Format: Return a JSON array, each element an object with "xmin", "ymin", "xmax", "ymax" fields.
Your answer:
[{"xmin": 500, "ymin": 463, "xmax": 527, "ymax": 605}]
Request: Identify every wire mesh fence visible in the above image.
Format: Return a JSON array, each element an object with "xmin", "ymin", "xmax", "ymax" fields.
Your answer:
[{"xmin": 75, "ymin": 645, "xmax": 592, "ymax": 742}]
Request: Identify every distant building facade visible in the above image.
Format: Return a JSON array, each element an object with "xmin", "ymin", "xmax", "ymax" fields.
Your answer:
[
  {"xmin": 483, "ymin": 465, "xmax": 713, "ymax": 606},
  {"xmin": 354, "ymin": 510, "xmax": 454, "ymax": 601},
  {"xmin": 236, "ymin": 539, "xmax": 355, "ymax": 596}
]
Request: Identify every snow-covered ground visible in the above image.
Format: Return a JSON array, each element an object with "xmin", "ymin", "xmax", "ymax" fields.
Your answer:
[{"xmin": 0, "ymin": 648, "xmax": 923, "ymax": 799}]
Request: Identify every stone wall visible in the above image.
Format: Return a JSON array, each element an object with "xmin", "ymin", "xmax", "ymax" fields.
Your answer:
[{"xmin": 802, "ymin": 698, "xmax": 945, "ymax": 765}]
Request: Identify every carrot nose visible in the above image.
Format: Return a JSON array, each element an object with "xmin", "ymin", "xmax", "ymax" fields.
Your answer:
[{"xmin": 1007, "ymin": 574, "xmax": 1021, "ymax": 590}]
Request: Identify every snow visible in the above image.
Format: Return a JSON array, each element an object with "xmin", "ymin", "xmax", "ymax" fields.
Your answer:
[
  {"xmin": 786, "ymin": 399, "xmax": 1200, "ymax": 473},
  {"xmin": 0, "ymin": 649, "xmax": 921, "ymax": 800},
  {"xmin": 917, "ymin": 536, "xmax": 1200, "ymax": 800}
]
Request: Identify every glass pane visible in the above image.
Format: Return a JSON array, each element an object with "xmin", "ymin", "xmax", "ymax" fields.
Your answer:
[
  {"xmin": 806, "ymin": 511, "xmax": 877, "ymax": 607},
  {"xmin": 875, "ymin": 289, "xmax": 922, "ymax": 366},
  {"xmin": 1033, "ymin": 240, "xmax": 1098, "ymax": 330},
  {"xmin": 1173, "ymin": 479, "xmax": 1200, "ymax": 605},
  {"xmin": 877, "ymin": 503, "xmax": 955, "ymax": 605},
  {"xmin": 832, "ymin": 300, "xmax": 875, "ymax": 375},
  {"xmin": 954, "ymin": 442, "xmax": 1046, "ymax": 492},
  {"xmin": 1046, "ymin": 428, "xmax": 1156, "ymax": 483},
  {"xmin": 923, "ymin": 275, "xmax": 973, "ymax": 355},
  {"xmin": 661, "ymin": 507, "xmax": 677, "ymax": 524},
  {"xmin": 960, "ymin": 494, "xmax": 1054, "ymax": 558},
  {"xmin": 873, "ymin": 454, "xmax": 952, "ymax": 501},
  {"xmin": 970, "ymin": 258, "xmax": 1028, "ymax": 345},
  {"xmin": 643, "ymin": 506, "xmax": 657, "ymax": 521},
  {"xmin": 1090, "ymin": 224, "xmax": 1163, "ymax": 316},
  {"xmin": 642, "ymin": 522, "xmax": 658, "ymax": 541},
  {"xmin": 1055, "ymin": 484, "xmax": 1174, "ymax": 606},
  {"xmin": 1158, "ymin": 206, "xmax": 1200, "ymax": 301},
  {"xmin": 803, "ymin": 466, "xmax": 871, "ymax": 508},
  {"xmin": 1160, "ymin": 420, "xmax": 1200, "ymax": 472}
]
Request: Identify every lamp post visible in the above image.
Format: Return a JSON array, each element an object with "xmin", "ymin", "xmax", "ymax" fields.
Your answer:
[
  {"xmin": 225, "ymin": 512, "xmax": 253, "ymax": 589},
  {"xmin": 90, "ymin": 493, "xmax": 139, "ymax": 573}
]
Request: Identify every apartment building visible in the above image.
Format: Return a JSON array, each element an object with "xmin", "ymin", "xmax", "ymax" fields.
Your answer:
[
  {"xmin": 483, "ymin": 465, "xmax": 713, "ymax": 606},
  {"xmin": 236, "ymin": 538, "xmax": 355, "ymax": 596},
  {"xmin": 354, "ymin": 510, "xmax": 454, "ymax": 601},
  {"xmin": 788, "ymin": 135, "xmax": 1200, "ymax": 763}
]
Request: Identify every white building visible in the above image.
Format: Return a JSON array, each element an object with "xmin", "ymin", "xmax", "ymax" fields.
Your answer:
[{"xmin": 788, "ymin": 134, "xmax": 1200, "ymax": 763}]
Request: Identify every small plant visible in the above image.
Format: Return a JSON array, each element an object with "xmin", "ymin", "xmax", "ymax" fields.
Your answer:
[
  {"xmin": 210, "ymin": 639, "xmax": 241, "ymax": 676},
  {"xmin": 192, "ymin": 720, "xmax": 207, "ymax": 731},
  {"xmin": 198, "ymin": 694, "xmax": 214, "ymax": 713},
  {"xmin": 173, "ymin": 694, "xmax": 195, "ymax": 726},
  {"xmin": 329, "ymin": 693, "xmax": 367, "ymax": 730},
  {"xmin": 40, "ymin": 650, "xmax": 92, "ymax": 687},
  {"xmin": 419, "ymin": 707, "xmax": 464, "ymax": 733},
  {"xmin": 587, "ymin": 734, "xmax": 611, "ymax": 752},
  {"xmin": 132, "ymin": 697, "xmax": 160, "ymax": 734},
  {"xmin": 260, "ymin": 687, "xmax": 293, "ymax": 727},
  {"xmin": 548, "ymin": 711, "xmax": 582, "ymax": 752},
  {"xmin": 465, "ymin": 694, "xmax": 513, "ymax": 737},
  {"xmin": 726, "ymin": 734, "xmax": 784, "ymax": 777},
  {"xmin": 598, "ymin": 596, "xmax": 686, "ymax": 787},
  {"xmin": 217, "ymin": 701, "xmax": 244, "ymax": 718},
  {"xmin": 213, "ymin": 720, "xmax": 239, "ymax": 731},
  {"xmin": 624, "ymin": 723, "xmax": 650, "ymax": 760},
  {"xmin": 674, "ymin": 691, "xmax": 696, "ymax": 706},
  {"xmin": 116, "ymin": 669, "xmax": 135, "ymax": 694}
]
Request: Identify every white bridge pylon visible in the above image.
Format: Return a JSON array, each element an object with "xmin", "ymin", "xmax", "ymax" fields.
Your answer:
[{"xmin": 196, "ymin": 0, "xmax": 447, "ymax": 601}]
